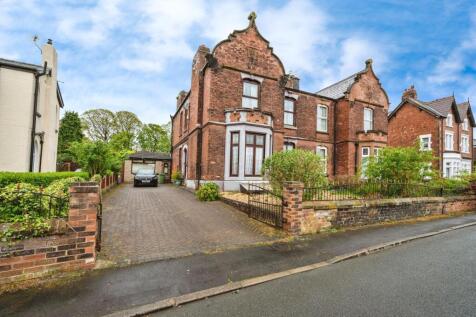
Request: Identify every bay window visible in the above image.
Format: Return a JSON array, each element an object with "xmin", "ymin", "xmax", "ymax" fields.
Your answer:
[
  {"xmin": 242, "ymin": 80, "xmax": 259, "ymax": 109},
  {"xmin": 284, "ymin": 98, "xmax": 295, "ymax": 126},
  {"xmin": 361, "ymin": 147, "xmax": 370, "ymax": 177},
  {"xmin": 317, "ymin": 105, "xmax": 328, "ymax": 132},
  {"xmin": 230, "ymin": 132, "xmax": 240, "ymax": 176},
  {"xmin": 245, "ymin": 133, "xmax": 265, "ymax": 176}
]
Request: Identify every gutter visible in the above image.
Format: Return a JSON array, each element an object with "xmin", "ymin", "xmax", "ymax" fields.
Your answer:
[{"xmin": 29, "ymin": 62, "xmax": 49, "ymax": 172}]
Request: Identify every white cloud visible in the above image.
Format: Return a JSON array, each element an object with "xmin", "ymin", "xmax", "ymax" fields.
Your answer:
[{"xmin": 119, "ymin": 0, "xmax": 206, "ymax": 73}]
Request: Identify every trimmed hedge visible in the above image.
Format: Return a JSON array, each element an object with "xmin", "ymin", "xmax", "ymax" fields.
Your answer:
[{"xmin": 0, "ymin": 172, "xmax": 89, "ymax": 188}]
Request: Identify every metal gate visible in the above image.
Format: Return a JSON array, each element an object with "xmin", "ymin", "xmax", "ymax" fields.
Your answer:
[{"xmin": 247, "ymin": 183, "xmax": 283, "ymax": 228}]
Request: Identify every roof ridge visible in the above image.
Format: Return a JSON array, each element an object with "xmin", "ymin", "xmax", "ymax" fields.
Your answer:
[
  {"xmin": 422, "ymin": 95, "xmax": 454, "ymax": 104},
  {"xmin": 316, "ymin": 71, "xmax": 359, "ymax": 93}
]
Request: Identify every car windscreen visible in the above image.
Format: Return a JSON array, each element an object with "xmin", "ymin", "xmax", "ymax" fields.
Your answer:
[{"xmin": 136, "ymin": 169, "xmax": 155, "ymax": 175}]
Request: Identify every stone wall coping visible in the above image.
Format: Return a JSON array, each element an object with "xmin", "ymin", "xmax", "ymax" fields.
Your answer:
[
  {"xmin": 303, "ymin": 195, "xmax": 476, "ymax": 210},
  {"xmin": 70, "ymin": 182, "xmax": 100, "ymax": 193},
  {"xmin": 284, "ymin": 181, "xmax": 304, "ymax": 188}
]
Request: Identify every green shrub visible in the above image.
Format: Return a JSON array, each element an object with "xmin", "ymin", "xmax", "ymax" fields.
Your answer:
[
  {"xmin": 432, "ymin": 176, "xmax": 469, "ymax": 195},
  {"xmin": 0, "ymin": 183, "xmax": 43, "ymax": 221},
  {"xmin": 43, "ymin": 176, "xmax": 86, "ymax": 200},
  {"xmin": 364, "ymin": 145, "xmax": 435, "ymax": 183},
  {"xmin": 0, "ymin": 171, "xmax": 89, "ymax": 188},
  {"xmin": 90, "ymin": 174, "xmax": 102, "ymax": 184},
  {"xmin": 171, "ymin": 170, "xmax": 183, "ymax": 181},
  {"xmin": 0, "ymin": 215, "xmax": 51, "ymax": 242},
  {"xmin": 262, "ymin": 149, "xmax": 327, "ymax": 194},
  {"xmin": 196, "ymin": 183, "xmax": 220, "ymax": 201}
]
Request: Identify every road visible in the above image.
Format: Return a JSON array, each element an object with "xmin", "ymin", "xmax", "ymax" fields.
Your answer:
[{"xmin": 157, "ymin": 226, "xmax": 476, "ymax": 317}]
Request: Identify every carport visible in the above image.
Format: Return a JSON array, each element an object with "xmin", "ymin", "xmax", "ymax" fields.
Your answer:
[{"xmin": 122, "ymin": 151, "xmax": 171, "ymax": 183}]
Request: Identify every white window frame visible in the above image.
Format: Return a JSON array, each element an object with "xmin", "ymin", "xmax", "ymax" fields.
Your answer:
[
  {"xmin": 463, "ymin": 118, "xmax": 469, "ymax": 131},
  {"xmin": 373, "ymin": 147, "xmax": 381, "ymax": 157},
  {"xmin": 364, "ymin": 108, "xmax": 373, "ymax": 132},
  {"xmin": 446, "ymin": 114, "xmax": 453, "ymax": 127},
  {"xmin": 361, "ymin": 147, "xmax": 370, "ymax": 178},
  {"xmin": 284, "ymin": 98, "xmax": 295, "ymax": 126},
  {"xmin": 317, "ymin": 105, "xmax": 328, "ymax": 132},
  {"xmin": 283, "ymin": 141, "xmax": 296, "ymax": 151},
  {"xmin": 445, "ymin": 131, "xmax": 454, "ymax": 151},
  {"xmin": 242, "ymin": 80, "xmax": 259, "ymax": 109},
  {"xmin": 316, "ymin": 146, "xmax": 328, "ymax": 174},
  {"xmin": 419, "ymin": 134, "xmax": 432, "ymax": 151},
  {"xmin": 461, "ymin": 135, "xmax": 469, "ymax": 153}
]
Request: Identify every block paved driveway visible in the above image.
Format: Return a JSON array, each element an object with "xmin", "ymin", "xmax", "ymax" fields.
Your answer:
[{"xmin": 100, "ymin": 184, "xmax": 283, "ymax": 264}]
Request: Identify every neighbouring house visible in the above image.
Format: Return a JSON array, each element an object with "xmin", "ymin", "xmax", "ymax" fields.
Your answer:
[
  {"xmin": 0, "ymin": 39, "xmax": 63, "ymax": 172},
  {"xmin": 171, "ymin": 12, "xmax": 390, "ymax": 191},
  {"xmin": 123, "ymin": 151, "xmax": 171, "ymax": 183},
  {"xmin": 388, "ymin": 86, "xmax": 475, "ymax": 177}
]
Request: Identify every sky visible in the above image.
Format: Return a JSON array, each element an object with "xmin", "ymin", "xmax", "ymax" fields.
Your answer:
[{"xmin": 1, "ymin": 0, "xmax": 475, "ymax": 124}]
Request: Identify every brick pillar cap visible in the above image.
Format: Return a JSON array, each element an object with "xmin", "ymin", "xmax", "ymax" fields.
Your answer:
[
  {"xmin": 284, "ymin": 181, "xmax": 304, "ymax": 188},
  {"xmin": 70, "ymin": 182, "xmax": 100, "ymax": 193}
]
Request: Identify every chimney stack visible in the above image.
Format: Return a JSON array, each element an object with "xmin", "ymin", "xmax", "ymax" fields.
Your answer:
[
  {"xmin": 285, "ymin": 74, "xmax": 300, "ymax": 90},
  {"xmin": 176, "ymin": 90, "xmax": 188, "ymax": 108},
  {"xmin": 402, "ymin": 85, "xmax": 417, "ymax": 101}
]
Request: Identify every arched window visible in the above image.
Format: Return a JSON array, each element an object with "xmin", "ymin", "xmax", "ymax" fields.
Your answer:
[
  {"xmin": 316, "ymin": 146, "xmax": 328, "ymax": 174},
  {"xmin": 242, "ymin": 80, "xmax": 259, "ymax": 109}
]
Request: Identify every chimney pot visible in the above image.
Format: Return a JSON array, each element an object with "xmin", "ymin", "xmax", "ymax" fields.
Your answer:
[
  {"xmin": 402, "ymin": 85, "xmax": 417, "ymax": 101},
  {"xmin": 47, "ymin": 39, "xmax": 53, "ymax": 45}
]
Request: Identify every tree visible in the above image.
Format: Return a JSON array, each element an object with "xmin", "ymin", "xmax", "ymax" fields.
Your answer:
[
  {"xmin": 113, "ymin": 111, "xmax": 142, "ymax": 136},
  {"xmin": 81, "ymin": 109, "xmax": 115, "ymax": 142},
  {"xmin": 110, "ymin": 131, "xmax": 135, "ymax": 152},
  {"xmin": 69, "ymin": 140, "xmax": 121, "ymax": 176},
  {"xmin": 57, "ymin": 111, "xmax": 83, "ymax": 162},
  {"xmin": 365, "ymin": 144, "xmax": 435, "ymax": 183},
  {"xmin": 137, "ymin": 123, "xmax": 171, "ymax": 152},
  {"xmin": 262, "ymin": 149, "xmax": 327, "ymax": 194}
]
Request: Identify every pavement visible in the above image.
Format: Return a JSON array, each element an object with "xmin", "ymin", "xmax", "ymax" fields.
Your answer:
[
  {"xmin": 157, "ymin": 225, "xmax": 476, "ymax": 317},
  {"xmin": 100, "ymin": 184, "xmax": 283, "ymax": 264},
  {"xmin": 0, "ymin": 213, "xmax": 476, "ymax": 317}
]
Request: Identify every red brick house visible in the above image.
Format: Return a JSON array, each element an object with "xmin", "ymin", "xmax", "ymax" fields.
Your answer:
[
  {"xmin": 388, "ymin": 86, "xmax": 475, "ymax": 177},
  {"xmin": 171, "ymin": 13, "xmax": 389, "ymax": 191}
]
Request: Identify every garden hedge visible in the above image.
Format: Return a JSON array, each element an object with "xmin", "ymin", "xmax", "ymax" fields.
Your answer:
[{"xmin": 0, "ymin": 172, "xmax": 89, "ymax": 188}]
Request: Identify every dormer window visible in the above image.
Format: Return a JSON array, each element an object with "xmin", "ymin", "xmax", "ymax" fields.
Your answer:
[
  {"xmin": 463, "ymin": 118, "xmax": 469, "ymax": 131},
  {"xmin": 446, "ymin": 114, "xmax": 453, "ymax": 127},
  {"xmin": 242, "ymin": 80, "xmax": 259, "ymax": 109}
]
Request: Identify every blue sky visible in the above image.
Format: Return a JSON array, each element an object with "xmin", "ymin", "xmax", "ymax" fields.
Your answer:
[{"xmin": 1, "ymin": 0, "xmax": 475, "ymax": 124}]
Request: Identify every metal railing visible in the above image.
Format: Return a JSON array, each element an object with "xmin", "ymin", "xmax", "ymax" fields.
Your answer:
[
  {"xmin": 303, "ymin": 180, "xmax": 467, "ymax": 202},
  {"xmin": 247, "ymin": 182, "xmax": 283, "ymax": 228},
  {"xmin": 0, "ymin": 188, "xmax": 69, "ymax": 221}
]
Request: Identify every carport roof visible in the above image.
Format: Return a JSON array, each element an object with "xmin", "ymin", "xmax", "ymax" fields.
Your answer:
[{"xmin": 127, "ymin": 151, "xmax": 171, "ymax": 160}]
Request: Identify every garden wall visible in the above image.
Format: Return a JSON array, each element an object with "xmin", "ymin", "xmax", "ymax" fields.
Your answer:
[
  {"xmin": 0, "ymin": 182, "xmax": 100, "ymax": 285},
  {"xmin": 282, "ymin": 182, "xmax": 476, "ymax": 235}
]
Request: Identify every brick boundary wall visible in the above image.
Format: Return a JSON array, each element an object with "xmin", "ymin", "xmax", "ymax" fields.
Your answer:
[
  {"xmin": 220, "ymin": 197, "xmax": 250, "ymax": 215},
  {"xmin": 282, "ymin": 182, "xmax": 476, "ymax": 235},
  {"xmin": 0, "ymin": 182, "xmax": 100, "ymax": 285}
]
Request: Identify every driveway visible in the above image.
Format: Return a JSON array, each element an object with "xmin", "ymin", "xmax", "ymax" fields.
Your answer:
[{"xmin": 100, "ymin": 184, "xmax": 283, "ymax": 264}]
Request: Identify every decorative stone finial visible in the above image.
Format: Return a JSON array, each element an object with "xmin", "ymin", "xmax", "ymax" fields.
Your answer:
[
  {"xmin": 248, "ymin": 11, "xmax": 257, "ymax": 25},
  {"xmin": 365, "ymin": 58, "xmax": 373, "ymax": 68}
]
